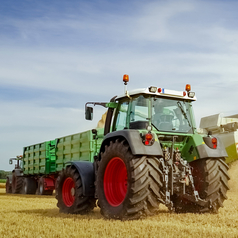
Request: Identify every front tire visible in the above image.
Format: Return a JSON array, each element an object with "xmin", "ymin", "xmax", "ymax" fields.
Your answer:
[
  {"xmin": 97, "ymin": 140, "xmax": 163, "ymax": 220},
  {"xmin": 6, "ymin": 176, "xmax": 12, "ymax": 193},
  {"xmin": 173, "ymin": 158, "xmax": 230, "ymax": 213},
  {"xmin": 56, "ymin": 166, "xmax": 96, "ymax": 214},
  {"xmin": 22, "ymin": 177, "xmax": 37, "ymax": 194}
]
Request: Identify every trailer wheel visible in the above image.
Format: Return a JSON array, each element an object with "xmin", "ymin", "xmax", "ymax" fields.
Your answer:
[
  {"xmin": 21, "ymin": 177, "xmax": 37, "ymax": 194},
  {"xmin": 6, "ymin": 176, "xmax": 12, "ymax": 193},
  {"xmin": 37, "ymin": 177, "xmax": 53, "ymax": 195},
  {"xmin": 56, "ymin": 166, "xmax": 96, "ymax": 214},
  {"xmin": 97, "ymin": 139, "xmax": 163, "ymax": 220},
  {"xmin": 12, "ymin": 172, "xmax": 23, "ymax": 194},
  {"xmin": 173, "ymin": 158, "xmax": 230, "ymax": 213}
]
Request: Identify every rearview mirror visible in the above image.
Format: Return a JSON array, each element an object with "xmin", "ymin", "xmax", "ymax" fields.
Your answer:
[{"xmin": 85, "ymin": 107, "xmax": 93, "ymax": 120}]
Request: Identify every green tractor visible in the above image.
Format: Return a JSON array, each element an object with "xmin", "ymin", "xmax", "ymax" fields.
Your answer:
[
  {"xmin": 56, "ymin": 75, "xmax": 229, "ymax": 220},
  {"xmin": 6, "ymin": 156, "xmax": 23, "ymax": 194},
  {"xmin": 6, "ymin": 75, "xmax": 230, "ymax": 220}
]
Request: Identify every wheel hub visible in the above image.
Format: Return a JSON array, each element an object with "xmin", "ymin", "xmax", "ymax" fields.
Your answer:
[
  {"xmin": 104, "ymin": 157, "xmax": 128, "ymax": 207},
  {"xmin": 71, "ymin": 187, "xmax": 75, "ymax": 196},
  {"xmin": 62, "ymin": 177, "xmax": 75, "ymax": 207}
]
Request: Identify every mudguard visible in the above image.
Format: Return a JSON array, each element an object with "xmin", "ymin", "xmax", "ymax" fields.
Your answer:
[
  {"xmin": 197, "ymin": 137, "xmax": 228, "ymax": 159},
  {"xmin": 100, "ymin": 129, "xmax": 163, "ymax": 158},
  {"xmin": 66, "ymin": 161, "xmax": 95, "ymax": 197}
]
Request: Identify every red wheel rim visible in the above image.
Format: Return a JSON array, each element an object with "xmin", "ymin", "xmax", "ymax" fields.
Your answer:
[
  {"xmin": 62, "ymin": 177, "xmax": 75, "ymax": 207},
  {"xmin": 104, "ymin": 157, "xmax": 128, "ymax": 207}
]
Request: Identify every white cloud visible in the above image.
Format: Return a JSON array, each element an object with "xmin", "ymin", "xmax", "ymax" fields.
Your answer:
[{"xmin": 133, "ymin": 0, "xmax": 195, "ymax": 42}]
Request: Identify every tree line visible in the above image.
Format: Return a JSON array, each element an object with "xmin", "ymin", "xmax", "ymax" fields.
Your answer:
[{"xmin": 0, "ymin": 170, "xmax": 11, "ymax": 179}]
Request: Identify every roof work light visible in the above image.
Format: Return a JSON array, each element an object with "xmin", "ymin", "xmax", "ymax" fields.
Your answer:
[
  {"xmin": 123, "ymin": 74, "xmax": 129, "ymax": 85},
  {"xmin": 185, "ymin": 84, "xmax": 191, "ymax": 92},
  {"xmin": 185, "ymin": 84, "xmax": 195, "ymax": 98},
  {"xmin": 149, "ymin": 86, "xmax": 157, "ymax": 93}
]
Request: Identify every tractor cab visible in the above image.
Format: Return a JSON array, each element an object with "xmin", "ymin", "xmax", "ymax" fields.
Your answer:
[
  {"xmin": 112, "ymin": 87, "xmax": 196, "ymax": 135},
  {"xmin": 85, "ymin": 75, "xmax": 197, "ymax": 138}
]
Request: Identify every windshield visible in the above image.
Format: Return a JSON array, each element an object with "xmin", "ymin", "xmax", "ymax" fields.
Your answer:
[
  {"xmin": 152, "ymin": 97, "xmax": 193, "ymax": 133},
  {"xmin": 114, "ymin": 95, "xmax": 194, "ymax": 133}
]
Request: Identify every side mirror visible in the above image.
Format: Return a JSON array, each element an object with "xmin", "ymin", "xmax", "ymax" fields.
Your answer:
[
  {"xmin": 85, "ymin": 107, "xmax": 93, "ymax": 120},
  {"xmin": 9, "ymin": 159, "xmax": 13, "ymax": 165}
]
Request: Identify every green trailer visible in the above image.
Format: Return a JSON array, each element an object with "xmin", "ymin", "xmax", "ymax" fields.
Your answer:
[
  {"xmin": 7, "ymin": 129, "xmax": 104, "ymax": 195},
  {"xmin": 23, "ymin": 129, "xmax": 104, "ymax": 175},
  {"xmin": 6, "ymin": 75, "xmax": 230, "ymax": 220}
]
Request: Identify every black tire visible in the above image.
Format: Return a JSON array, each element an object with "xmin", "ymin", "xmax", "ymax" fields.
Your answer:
[
  {"xmin": 6, "ymin": 176, "xmax": 12, "ymax": 193},
  {"xmin": 12, "ymin": 172, "xmax": 23, "ymax": 194},
  {"xmin": 55, "ymin": 165, "xmax": 96, "ymax": 214},
  {"xmin": 22, "ymin": 177, "xmax": 37, "ymax": 194},
  {"xmin": 173, "ymin": 158, "xmax": 230, "ymax": 213},
  {"xmin": 97, "ymin": 139, "xmax": 163, "ymax": 220},
  {"xmin": 37, "ymin": 177, "xmax": 53, "ymax": 195}
]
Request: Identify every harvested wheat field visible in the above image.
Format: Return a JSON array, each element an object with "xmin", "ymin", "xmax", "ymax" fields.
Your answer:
[{"xmin": 1, "ymin": 162, "xmax": 238, "ymax": 238}]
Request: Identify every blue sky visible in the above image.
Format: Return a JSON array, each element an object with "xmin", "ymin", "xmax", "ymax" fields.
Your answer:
[{"xmin": 1, "ymin": 0, "xmax": 238, "ymax": 170}]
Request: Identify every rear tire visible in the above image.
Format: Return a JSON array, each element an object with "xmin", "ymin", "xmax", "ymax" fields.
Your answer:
[
  {"xmin": 6, "ymin": 176, "xmax": 12, "ymax": 193},
  {"xmin": 97, "ymin": 140, "xmax": 163, "ymax": 220},
  {"xmin": 12, "ymin": 172, "xmax": 23, "ymax": 194},
  {"xmin": 173, "ymin": 158, "xmax": 230, "ymax": 213},
  {"xmin": 56, "ymin": 166, "xmax": 96, "ymax": 214},
  {"xmin": 22, "ymin": 177, "xmax": 37, "ymax": 194},
  {"xmin": 37, "ymin": 177, "xmax": 53, "ymax": 195}
]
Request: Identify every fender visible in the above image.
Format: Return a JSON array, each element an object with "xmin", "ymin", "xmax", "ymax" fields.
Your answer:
[
  {"xmin": 100, "ymin": 129, "xmax": 163, "ymax": 159},
  {"xmin": 196, "ymin": 137, "xmax": 228, "ymax": 159},
  {"xmin": 66, "ymin": 161, "xmax": 95, "ymax": 197}
]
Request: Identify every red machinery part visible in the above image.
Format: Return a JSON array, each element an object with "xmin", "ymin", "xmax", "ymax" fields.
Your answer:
[
  {"xmin": 62, "ymin": 177, "xmax": 75, "ymax": 207},
  {"xmin": 104, "ymin": 157, "xmax": 128, "ymax": 207},
  {"xmin": 44, "ymin": 177, "xmax": 55, "ymax": 190}
]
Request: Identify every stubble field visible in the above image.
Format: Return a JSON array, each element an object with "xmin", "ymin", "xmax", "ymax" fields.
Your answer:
[{"xmin": 0, "ymin": 161, "xmax": 238, "ymax": 238}]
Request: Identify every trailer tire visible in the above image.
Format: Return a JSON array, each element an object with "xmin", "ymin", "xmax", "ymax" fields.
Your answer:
[
  {"xmin": 37, "ymin": 177, "xmax": 53, "ymax": 195},
  {"xmin": 22, "ymin": 177, "xmax": 37, "ymax": 194},
  {"xmin": 97, "ymin": 139, "xmax": 162, "ymax": 220},
  {"xmin": 56, "ymin": 166, "xmax": 96, "ymax": 214},
  {"xmin": 173, "ymin": 158, "xmax": 230, "ymax": 213},
  {"xmin": 12, "ymin": 172, "xmax": 23, "ymax": 194},
  {"xmin": 6, "ymin": 176, "xmax": 12, "ymax": 193}
]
